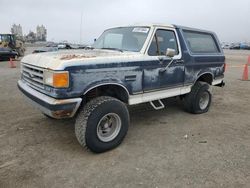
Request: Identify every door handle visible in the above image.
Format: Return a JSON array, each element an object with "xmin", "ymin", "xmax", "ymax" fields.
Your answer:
[
  {"xmin": 158, "ymin": 58, "xmax": 184, "ymax": 64},
  {"xmin": 159, "ymin": 59, "xmax": 184, "ymax": 73}
]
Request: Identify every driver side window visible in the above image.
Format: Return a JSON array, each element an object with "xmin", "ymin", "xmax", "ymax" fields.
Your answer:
[{"xmin": 148, "ymin": 29, "xmax": 179, "ymax": 56}]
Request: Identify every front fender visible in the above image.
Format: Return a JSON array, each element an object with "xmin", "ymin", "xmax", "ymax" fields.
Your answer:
[{"xmin": 83, "ymin": 79, "xmax": 130, "ymax": 95}]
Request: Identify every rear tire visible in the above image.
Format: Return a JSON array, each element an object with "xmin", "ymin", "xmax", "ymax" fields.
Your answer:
[
  {"xmin": 75, "ymin": 96, "xmax": 129, "ymax": 153},
  {"xmin": 183, "ymin": 81, "xmax": 212, "ymax": 114}
]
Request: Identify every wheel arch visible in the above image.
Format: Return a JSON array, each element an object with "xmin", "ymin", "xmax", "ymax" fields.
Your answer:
[
  {"xmin": 83, "ymin": 83, "xmax": 130, "ymax": 104},
  {"xmin": 195, "ymin": 72, "xmax": 214, "ymax": 85}
]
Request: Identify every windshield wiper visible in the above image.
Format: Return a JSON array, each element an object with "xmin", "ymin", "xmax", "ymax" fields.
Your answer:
[{"xmin": 101, "ymin": 47, "xmax": 123, "ymax": 52}]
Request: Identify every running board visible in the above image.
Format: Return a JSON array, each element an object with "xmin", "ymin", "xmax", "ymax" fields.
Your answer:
[{"xmin": 150, "ymin": 100, "xmax": 165, "ymax": 110}]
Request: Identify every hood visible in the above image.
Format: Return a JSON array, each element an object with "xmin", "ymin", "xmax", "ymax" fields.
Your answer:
[{"xmin": 21, "ymin": 49, "xmax": 145, "ymax": 70}]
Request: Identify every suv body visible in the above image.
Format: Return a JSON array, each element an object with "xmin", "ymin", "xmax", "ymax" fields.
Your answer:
[{"xmin": 18, "ymin": 24, "xmax": 225, "ymax": 152}]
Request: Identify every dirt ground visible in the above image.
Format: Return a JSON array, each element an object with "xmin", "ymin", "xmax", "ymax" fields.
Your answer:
[{"xmin": 0, "ymin": 49, "xmax": 250, "ymax": 188}]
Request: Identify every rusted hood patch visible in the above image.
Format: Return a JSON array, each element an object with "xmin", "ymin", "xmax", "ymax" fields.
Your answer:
[{"xmin": 60, "ymin": 54, "xmax": 96, "ymax": 60}]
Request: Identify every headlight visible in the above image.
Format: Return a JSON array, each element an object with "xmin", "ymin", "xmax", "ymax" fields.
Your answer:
[{"xmin": 43, "ymin": 70, "xmax": 69, "ymax": 88}]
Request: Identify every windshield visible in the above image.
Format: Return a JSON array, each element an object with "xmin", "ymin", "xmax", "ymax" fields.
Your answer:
[
  {"xmin": 93, "ymin": 27, "xmax": 150, "ymax": 52},
  {"xmin": 0, "ymin": 35, "xmax": 10, "ymax": 42}
]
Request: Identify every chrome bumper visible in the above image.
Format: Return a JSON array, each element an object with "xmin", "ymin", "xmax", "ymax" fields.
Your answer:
[
  {"xmin": 212, "ymin": 78, "xmax": 225, "ymax": 87},
  {"xmin": 18, "ymin": 80, "xmax": 82, "ymax": 119}
]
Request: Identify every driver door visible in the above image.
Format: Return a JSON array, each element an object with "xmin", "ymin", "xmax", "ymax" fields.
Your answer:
[{"xmin": 143, "ymin": 28, "xmax": 185, "ymax": 92}]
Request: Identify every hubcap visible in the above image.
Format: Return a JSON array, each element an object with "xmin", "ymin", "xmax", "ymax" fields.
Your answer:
[
  {"xmin": 199, "ymin": 92, "xmax": 210, "ymax": 110},
  {"xmin": 97, "ymin": 113, "xmax": 121, "ymax": 142}
]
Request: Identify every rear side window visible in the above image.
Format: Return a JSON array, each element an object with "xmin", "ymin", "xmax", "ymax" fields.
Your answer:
[{"xmin": 183, "ymin": 30, "xmax": 220, "ymax": 54}]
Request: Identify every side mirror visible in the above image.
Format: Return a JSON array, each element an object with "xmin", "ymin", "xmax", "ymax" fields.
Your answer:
[
  {"xmin": 159, "ymin": 48, "xmax": 176, "ymax": 74},
  {"xmin": 166, "ymin": 48, "xmax": 176, "ymax": 58}
]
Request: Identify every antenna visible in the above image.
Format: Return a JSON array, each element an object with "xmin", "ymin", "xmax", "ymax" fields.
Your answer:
[{"xmin": 80, "ymin": 11, "xmax": 83, "ymax": 44}]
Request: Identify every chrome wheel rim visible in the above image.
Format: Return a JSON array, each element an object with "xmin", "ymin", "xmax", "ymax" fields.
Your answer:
[
  {"xmin": 199, "ymin": 92, "xmax": 209, "ymax": 110},
  {"xmin": 97, "ymin": 113, "xmax": 121, "ymax": 142}
]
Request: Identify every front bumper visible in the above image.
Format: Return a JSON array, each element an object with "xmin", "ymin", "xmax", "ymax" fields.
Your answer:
[
  {"xmin": 212, "ymin": 77, "xmax": 225, "ymax": 87},
  {"xmin": 18, "ymin": 80, "xmax": 82, "ymax": 119}
]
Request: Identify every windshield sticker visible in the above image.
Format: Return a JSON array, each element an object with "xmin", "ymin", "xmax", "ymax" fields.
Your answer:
[{"xmin": 132, "ymin": 28, "xmax": 149, "ymax": 33}]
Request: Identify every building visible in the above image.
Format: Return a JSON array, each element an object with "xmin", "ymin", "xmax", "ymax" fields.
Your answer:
[
  {"xmin": 25, "ymin": 31, "xmax": 37, "ymax": 43},
  {"xmin": 36, "ymin": 25, "xmax": 47, "ymax": 41},
  {"xmin": 11, "ymin": 24, "xmax": 47, "ymax": 42},
  {"xmin": 11, "ymin": 24, "xmax": 23, "ymax": 39}
]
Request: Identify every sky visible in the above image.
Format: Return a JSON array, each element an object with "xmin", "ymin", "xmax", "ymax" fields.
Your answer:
[{"xmin": 1, "ymin": 0, "xmax": 250, "ymax": 44}]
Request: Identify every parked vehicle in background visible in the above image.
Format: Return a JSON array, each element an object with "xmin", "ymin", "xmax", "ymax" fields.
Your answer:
[
  {"xmin": 221, "ymin": 43, "xmax": 230, "ymax": 49},
  {"xmin": 33, "ymin": 47, "xmax": 58, "ymax": 54},
  {"xmin": 229, "ymin": 43, "xmax": 240, "ymax": 50},
  {"xmin": 33, "ymin": 43, "xmax": 87, "ymax": 54},
  {"xmin": 0, "ymin": 47, "xmax": 18, "ymax": 61},
  {"xmin": 57, "ymin": 43, "xmax": 87, "ymax": 49},
  {"xmin": 46, "ymin": 42, "xmax": 58, "ymax": 48},
  {"xmin": 18, "ymin": 24, "xmax": 225, "ymax": 153},
  {"xmin": 57, "ymin": 43, "xmax": 73, "ymax": 49},
  {"xmin": 240, "ymin": 43, "xmax": 250, "ymax": 50}
]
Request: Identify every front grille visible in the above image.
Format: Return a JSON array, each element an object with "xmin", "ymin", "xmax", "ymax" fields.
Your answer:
[{"xmin": 21, "ymin": 63, "xmax": 44, "ymax": 89}]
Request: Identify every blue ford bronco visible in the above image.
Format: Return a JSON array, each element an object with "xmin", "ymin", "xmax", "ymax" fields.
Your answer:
[{"xmin": 18, "ymin": 24, "xmax": 225, "ymax": 153}]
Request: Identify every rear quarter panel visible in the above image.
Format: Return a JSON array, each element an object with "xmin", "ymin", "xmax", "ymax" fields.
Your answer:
[{"xmin": 176, "ymin": 27, "xmax": 225, "ymax": 85}]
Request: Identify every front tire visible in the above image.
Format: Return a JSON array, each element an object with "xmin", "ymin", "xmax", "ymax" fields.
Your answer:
[
  {"xmin": 183, "ymin": 81, "xmax": 212, "ymax": 114},
  {"xmin": 75, "ymin": 96, "xmax": 129, "ymax": 153}
]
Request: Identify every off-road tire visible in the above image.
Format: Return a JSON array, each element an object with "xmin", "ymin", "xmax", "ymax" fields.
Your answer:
[
  {"xmin": 75, "ymin": 96, "xmax": 129, "ymax": 153},
  {"xmin": 183, "ymin": 81, "xmax": 212, "ymax": 114}
]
